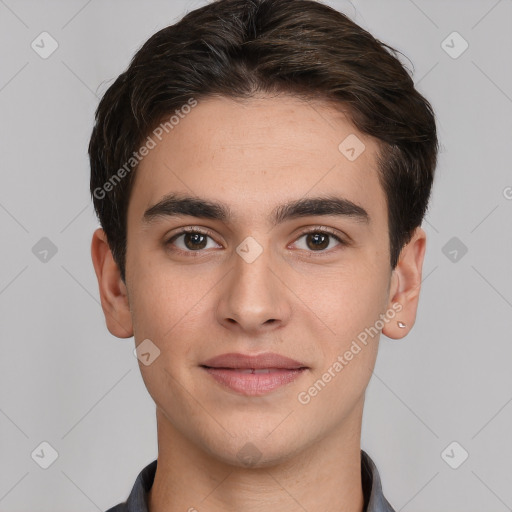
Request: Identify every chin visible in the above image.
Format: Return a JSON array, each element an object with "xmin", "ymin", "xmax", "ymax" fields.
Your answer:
[{"xmin": 199, "ymin": 428, "xmax": 307, "ymax": 469}]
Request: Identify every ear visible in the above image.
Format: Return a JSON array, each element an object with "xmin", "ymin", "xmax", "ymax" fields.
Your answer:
[
  {"xmin": 91, "ymin": 228, "xmax": 133, "ymax": 338},
  {"xmin": 382, "ymin": 226, "xmax": 426, "ymax": 340}
]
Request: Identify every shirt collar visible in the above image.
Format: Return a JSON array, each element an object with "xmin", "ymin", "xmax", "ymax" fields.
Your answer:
[{"xmin": 107, "ymin": 449, "xmax": 395, "ymax": 512}]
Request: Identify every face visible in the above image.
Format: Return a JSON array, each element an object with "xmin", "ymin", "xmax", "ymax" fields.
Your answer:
[{"xmin": 93, "ymin": 94, "xmax": 424, "ymax": 467}]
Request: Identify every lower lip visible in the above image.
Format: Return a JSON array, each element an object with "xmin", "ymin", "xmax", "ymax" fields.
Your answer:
[{"xmin": 202, "ymin": 367, "xmax": 307, "ymax": 396}]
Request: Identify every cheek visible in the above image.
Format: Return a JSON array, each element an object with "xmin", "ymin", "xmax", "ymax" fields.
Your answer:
[
  {"xmin": 294, "ymin": 266, "xmax": 389, "ymax": 415},
  {"xmin": 127, "ymin": 254, "xmax": 218, "ymax": 351},
  {"xmin": 127, "ymin": 267, "xmax": 206, "ymax": 405},
  {"xmin": 294, "ymin": 258, "xmax": 390, "ymax": 342}
]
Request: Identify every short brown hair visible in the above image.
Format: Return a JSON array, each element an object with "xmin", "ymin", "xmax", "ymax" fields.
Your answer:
[{"xmin": 89, "ymin": 0, "xmax": 438, "ymax": 282}]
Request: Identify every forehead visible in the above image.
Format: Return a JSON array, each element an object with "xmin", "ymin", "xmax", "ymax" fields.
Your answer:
[{"xmin": 128, "ymin": 95, "xmax": 387, "ymax": 229}]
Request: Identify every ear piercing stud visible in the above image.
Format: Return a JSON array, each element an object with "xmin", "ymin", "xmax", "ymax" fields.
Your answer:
[{"xmin": 397, "ymin": 321, "xmax": 406, "ymax": 329}]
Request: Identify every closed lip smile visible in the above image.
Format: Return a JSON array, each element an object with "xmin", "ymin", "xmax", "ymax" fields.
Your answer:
[
  {"xmin": 200, "ymin": 352, "xmax": 309, "ymax": 396},
  {"xmin": 201, "ymin": 352, "xmax": 308, "ymax": 370}
]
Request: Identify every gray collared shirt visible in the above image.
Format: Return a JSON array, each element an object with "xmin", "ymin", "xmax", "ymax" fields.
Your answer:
[{"xmin": 105, "ymin": 449, "xmax": 396, "ymax": 512}]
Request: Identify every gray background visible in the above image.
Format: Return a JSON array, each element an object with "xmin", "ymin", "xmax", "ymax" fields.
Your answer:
[{"xmin": 1, "ymin": 0, "xmax": 511, "ymax": 510}]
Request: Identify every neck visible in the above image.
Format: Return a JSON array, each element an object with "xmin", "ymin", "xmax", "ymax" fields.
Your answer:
[{"xmin": 148, "ymin": 404, "xmax": 365, "ymax": 512}]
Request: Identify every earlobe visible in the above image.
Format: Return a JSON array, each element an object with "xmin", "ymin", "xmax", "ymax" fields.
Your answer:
[
  {"xmin": 91, "ymin": 228, "xmax": 133, "ymax": 338},
  {"xmin": 382, "ymin": 227, "xmax": 426, "ymax": 340}
]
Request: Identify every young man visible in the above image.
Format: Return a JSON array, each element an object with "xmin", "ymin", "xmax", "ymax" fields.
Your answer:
[{"xmin": 89, "ymin": 0, "xmax": 438, "ymax": 510}]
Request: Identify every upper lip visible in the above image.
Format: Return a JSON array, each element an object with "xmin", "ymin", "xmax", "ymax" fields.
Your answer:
[{"xmin": 201, "ymin": 352, "xmax": 308, "ymax": 370}]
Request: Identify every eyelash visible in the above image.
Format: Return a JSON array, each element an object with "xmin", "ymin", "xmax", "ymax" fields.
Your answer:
[{"xmin": 164, "ymin": 226, "xmax": 347, "ymax": 256}]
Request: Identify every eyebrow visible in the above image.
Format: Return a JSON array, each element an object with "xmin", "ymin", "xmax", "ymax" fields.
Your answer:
[{"xmin": 142, "ymin": 193, "xmax": 370, "ymax": 227}]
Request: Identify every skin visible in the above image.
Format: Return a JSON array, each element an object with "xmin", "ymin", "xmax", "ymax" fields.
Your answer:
[{"xmin": 91, "ymin": 95, "xmax": 426, "ymax": 512}]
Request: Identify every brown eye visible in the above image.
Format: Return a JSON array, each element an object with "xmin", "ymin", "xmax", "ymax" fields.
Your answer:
[
  {"xmin": 166, "ymin": 229, "xmax": 221, "ymax": 252},
  {"xmin": 293, "ymin": 229, "xmax": 345, "ymax": 252},
  {"xmin": 305, "ymin": 232, "xmax": 330, "ymax": 250},
  {"xmin": 182, "ymin": 232, "xmax": 208, "ymax": 250}
]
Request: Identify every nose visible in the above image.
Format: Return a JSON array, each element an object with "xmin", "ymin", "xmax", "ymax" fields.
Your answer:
[{"xmin": 215, "ymin": 243, "xmax": 292, "ymax": 335}]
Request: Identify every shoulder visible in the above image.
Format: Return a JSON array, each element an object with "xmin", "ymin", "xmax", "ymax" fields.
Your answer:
[{"xmin": 103, "ymin": 459, "xmax": 157, "ymax": 512}]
